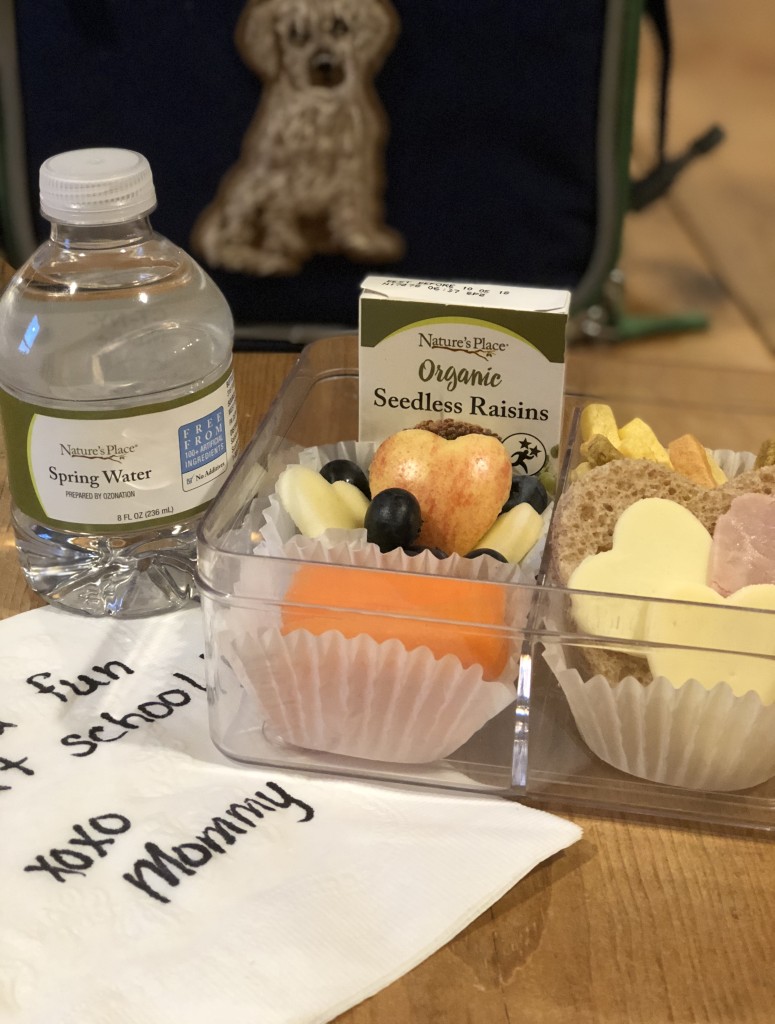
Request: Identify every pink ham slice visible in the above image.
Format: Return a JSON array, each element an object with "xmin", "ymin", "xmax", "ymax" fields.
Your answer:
[{"xmin": 709, "ymin": 493, "xmax": 775, "ymax": 596}]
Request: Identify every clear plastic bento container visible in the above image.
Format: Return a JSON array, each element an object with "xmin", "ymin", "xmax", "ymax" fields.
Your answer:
[
  {"xmin": 197, "ymin": 337, "xmax": 538, "ymax": 796},
  {"xmin": 197, "ymin": 337, "xmax": 775, "ymax": 830}
]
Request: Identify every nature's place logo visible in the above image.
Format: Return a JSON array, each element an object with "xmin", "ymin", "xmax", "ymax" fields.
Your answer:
[
  {"xmin": 417, "ymin": 330, "xmax": 507, "ymax": 362},
  {"xmin": 59, "ymin": 442, "xmax": 137, "ymax": 465},
  {"xmin": 50, "ymin": 440, "xmax": 150, "ymax": 491}
]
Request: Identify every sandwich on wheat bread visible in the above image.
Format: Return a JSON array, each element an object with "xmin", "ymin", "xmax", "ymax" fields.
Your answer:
[{"xmin": 548, "ymin": 459, "xmax": 775, "ymax": 685}]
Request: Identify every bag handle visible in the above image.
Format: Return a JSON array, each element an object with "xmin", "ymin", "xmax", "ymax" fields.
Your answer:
[{"xmin": 630, "ymin": 0, "xmax": 724, "ymax": 211}]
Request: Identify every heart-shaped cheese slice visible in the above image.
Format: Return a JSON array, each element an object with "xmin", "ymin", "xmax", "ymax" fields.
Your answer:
[
  {"xmin": 568, "ymin": 498, "xmax": 712, "ymax": 643},
  {"xmin": 643, "ymin": 582, "xmax": 775, "ymax": 701}
]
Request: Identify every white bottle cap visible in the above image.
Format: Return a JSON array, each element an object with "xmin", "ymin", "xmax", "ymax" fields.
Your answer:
[{"xmin": 39, "ymin": 148, "xmax": 157, "ymax": 225}]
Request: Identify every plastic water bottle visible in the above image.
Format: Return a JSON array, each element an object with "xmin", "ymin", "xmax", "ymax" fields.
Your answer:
[{"xmin": 0, "ymin": 148, "xmax": 238, "ymax": 616}]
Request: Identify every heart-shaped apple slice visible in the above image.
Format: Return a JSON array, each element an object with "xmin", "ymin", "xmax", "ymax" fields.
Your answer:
[
  {"xmin": 643, "ymin": 582, "xmax": 775, "ymax": 700},
  {"xmin": 368, "ymin": 428, "xmax": 512, "ymax": 555}
]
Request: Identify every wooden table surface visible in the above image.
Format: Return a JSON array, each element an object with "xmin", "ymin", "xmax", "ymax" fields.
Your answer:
[{"xmin": 2, "ymin": 2, "xmax": 775, "ymax": 1021}]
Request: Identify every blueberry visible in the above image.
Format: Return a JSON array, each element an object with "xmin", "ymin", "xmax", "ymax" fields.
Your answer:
[
  {"xmin": 365, "ymin": 488, "xmax": 422, "ymax": 552},
  {"xmin": 501, "ymin": 474, "xmax": 549, "ymax": 515},
  {"xmin": 319, "ymin": 459, "xmax": 371, "ymax": 499},
  {"xmin": 466, "ymin": 547, "xmax": 508, "ymax": 563}
]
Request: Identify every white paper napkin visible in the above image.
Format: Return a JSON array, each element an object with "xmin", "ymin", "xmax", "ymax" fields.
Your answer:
[{"xmin": 0, "ymin": 606, "xmax": 581, "ymax": 1024}]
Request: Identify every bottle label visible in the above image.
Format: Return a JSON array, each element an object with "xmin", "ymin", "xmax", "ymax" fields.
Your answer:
[{"xmin": 0, "ymin": 369, "xmax": 239, "ymax": 532}]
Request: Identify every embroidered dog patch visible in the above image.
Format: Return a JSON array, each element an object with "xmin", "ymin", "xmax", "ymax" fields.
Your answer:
[{"xmin": 193, "ymin": 0, "xmax": 404, "ymax": 276}]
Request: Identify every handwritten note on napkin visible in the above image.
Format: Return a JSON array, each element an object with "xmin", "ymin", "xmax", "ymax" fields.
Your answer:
[{"xmin": 0, "ymin": 606, "xmax": 581, "ymax": 1024}]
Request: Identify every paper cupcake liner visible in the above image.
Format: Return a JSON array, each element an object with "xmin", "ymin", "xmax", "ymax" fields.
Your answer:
[
  {"xmin": 218, "ymin": 435, "xmax": 539, "ymax": 765},
  {"xmin": 228, "ymin": 627, "xmax": 518, "ymax": 764},
  {"xmin": 542, "ymin": 642, "xmax": 775, "ymax": 791},
  {"xmin": 541, "ymin": 446, "xmax": 774, "ymax": 791},
  {"xmin": 277, "ymin": 529, "xmax": 551, "ymax": 585},
  {"xmin": 254, "ymin": 440, "xmax": 551, "ymax": 584},
  {"xmin": 713, "ymin": 448, "xmax": 755, "ymax": 477}
]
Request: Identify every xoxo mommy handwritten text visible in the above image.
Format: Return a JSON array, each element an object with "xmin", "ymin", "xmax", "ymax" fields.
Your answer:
[
  {"xmin": 123, "ymin": 781, "xmax": 315, "ymax": 904},
  {"xmin": 25, "ymin": 813, "xmax": 132, "ymax": 883},
  {"xmin": 21, "ymin": 783, "xmax": 316, "ymax": 907}
]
